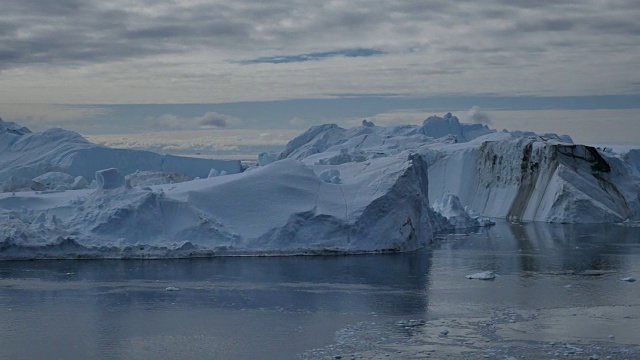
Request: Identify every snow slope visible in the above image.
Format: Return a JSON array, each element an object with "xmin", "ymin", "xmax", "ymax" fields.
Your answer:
[
  {"xmin": 0, "ymin": 117, "xmax": 242, "ymax": 185},
  {"xmin": 0, "ymin": 154, "xmax": 444, "ymax": 259}
]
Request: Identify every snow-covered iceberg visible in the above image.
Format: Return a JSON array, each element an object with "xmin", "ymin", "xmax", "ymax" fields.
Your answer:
[
  {"xmin": 275, "ymin": 114, "xmax": 639, "ymax": 224},
  {"xmin": 0, "ymin": 153, "xmax": 443, "ymax": 259},
  {"xmin": 0, "ymin": 117, "xmax": 242, "ymax": 188},
  {"xmin": 1, "ymin": 112, "xmax": 638, "ymax": 259}
]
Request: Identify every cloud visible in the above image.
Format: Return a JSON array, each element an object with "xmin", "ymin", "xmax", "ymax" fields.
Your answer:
[
  {"xmin": 1, "ymin": 0, "xmax": 639, "ymax": 104},
  {"xmin": 509, "ymin": 18, "xmax": 576, "ymax": 33},
  {"xmin": 196, "ymin": 112, "xmax": 237, "ymax": 128},
  {"xmin": 86, "ymin": 128, "xmax": 302, "ymax": 157},
  {"xmin": 241, "ymin": 48, "xmax": 384, "ymax": 64},
  {"xmin": 150, "ymin": 112, "xmax": 240, "ymax": 131},
  {"xmin": 0, "ymin": 104, "xmax": 110, "ymax": 131},
  {"xmin": 288, "ymin": 117, "xmax": 311, "ymax": 128},
  {"xmin": 3, "ymin": 0, "xmax": 636, "ymax": 71},
  {"xmin": 149, "ymin": 114, "xmax": 184, "ymax": 130},
  {"xmin": 467, "ymin": 106, "xmax": 492, "ymax": 125}
]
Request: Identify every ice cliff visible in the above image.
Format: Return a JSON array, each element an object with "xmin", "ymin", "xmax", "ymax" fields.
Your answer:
[{"xmin": 427, "ymin": 135, "xmax": 639, "ymax": 223}]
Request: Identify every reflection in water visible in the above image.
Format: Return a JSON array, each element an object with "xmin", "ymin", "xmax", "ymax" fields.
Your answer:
[
  {"xmin": 0, "ymin": 250, "xmax": 433, "ymax": 315},
  {"xmin": 0, "ymin": 221, "xmax": 639, "ymax": 359},
  {"xmin": 436, "ymin": 221, "xmax": 639, "ymax": 274},
  {"xmin": 0, "ymin": 251, "xmax": 435, "ymax": 359}
]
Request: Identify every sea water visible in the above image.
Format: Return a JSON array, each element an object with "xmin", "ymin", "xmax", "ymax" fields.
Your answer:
[{"xmin": 0, "ymin": 221, "xmax": 639, "ymax": 359}]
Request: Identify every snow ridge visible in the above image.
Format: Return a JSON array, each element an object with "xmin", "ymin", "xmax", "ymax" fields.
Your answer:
[{"xmin": 0, "ymin": 122, "xmax": 242, "ymax": 185}]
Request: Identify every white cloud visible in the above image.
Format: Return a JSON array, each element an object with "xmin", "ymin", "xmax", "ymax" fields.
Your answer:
[
  {"xmin": 86, "ymin": 128, "xmax": 302, "ymax": 156},
  {"xmin": 466, "ymin": 106, "xmax": 492, "ymax": 125},
  {"xmin": 288, "ymin": 117, "xmax": 311, "ymax": 128}
]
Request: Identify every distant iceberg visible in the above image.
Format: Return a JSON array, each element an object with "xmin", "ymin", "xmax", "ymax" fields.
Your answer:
[{"xmin": 0, "ymin": 117, "xmax": 241, "ymax": 186}]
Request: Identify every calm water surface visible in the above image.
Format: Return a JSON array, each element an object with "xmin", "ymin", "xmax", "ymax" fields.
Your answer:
[{"xmin": 0, "ymin": 221, "xmax": 639, "ymax": 359}]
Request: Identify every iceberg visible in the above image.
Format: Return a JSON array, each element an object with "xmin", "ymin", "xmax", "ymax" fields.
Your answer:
[
  {"xmin": 278, "ymin": 113, "xmax": 639, "ymax": 224},
  {"xmin": 424, "ymin": 134, "xmax": 639, "ymax": 223},
  {"xmin": 0, "ymin": 117, "xmax": 242, "ymax": 184},
  {"xmin": 465, "ymin": 271, "xmax": 496, "ymax": 280},
  {"xmin": 0, "ymin": 154, "xmax": 443, "ymax": 259},
  {"xmin": 1, "ymin": 112, "xmax": 638, "ymax": 259}
]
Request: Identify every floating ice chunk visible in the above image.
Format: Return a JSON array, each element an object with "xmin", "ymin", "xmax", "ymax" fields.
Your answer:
[
  {"xmin": 466, "ymin": 271, "xmax": 496, "ymax": 280},
  {"xmin": 620, "ymin": 277, "xmax": 636, "ymax": 282},
  {"xmin": 95, "ymin": 168, "xmax": 124, "ymax": 189},
  {"xmin": 477, "ymin": 217, "xmax": 496, "ymax": 226}
]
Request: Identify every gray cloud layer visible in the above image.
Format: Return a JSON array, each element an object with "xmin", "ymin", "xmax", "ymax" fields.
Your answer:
[
  {"xmin": 1, "ymin": 0, "xmax": 638, "ymax": 68},
  {"xmin": 149, "ymin": 112, "xmax": 239, "ymax": 130},
  {"xmin": 1, "ymin": 0, "xmax": 639, "ymax": 103}
]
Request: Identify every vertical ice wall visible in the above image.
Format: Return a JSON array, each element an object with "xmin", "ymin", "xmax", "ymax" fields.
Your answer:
[{"xmin": 426, "ymin": 136, "xmax": 633, "ymax": 223}]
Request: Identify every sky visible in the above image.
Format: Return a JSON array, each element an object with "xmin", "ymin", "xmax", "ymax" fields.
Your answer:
[{"xmin": 1, "ymin": 0, "xmax": 639, "ymax": 156}]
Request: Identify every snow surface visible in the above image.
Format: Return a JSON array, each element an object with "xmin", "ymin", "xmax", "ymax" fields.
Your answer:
[
  {"xmin": 0, "ymin": 154, "xmax": 441, "ymax": 259},
  {"xmin": 1, "ymin": 113, "xmax": 639, "ymax": 259},
  {"xmin": 0, "ymin": 117, "xmax": 242, "ymax": 186}
]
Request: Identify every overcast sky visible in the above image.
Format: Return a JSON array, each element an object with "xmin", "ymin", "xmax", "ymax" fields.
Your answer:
[{"xmin": 1, "ymin": 0, "xmax": 639, "ymax": 148}]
